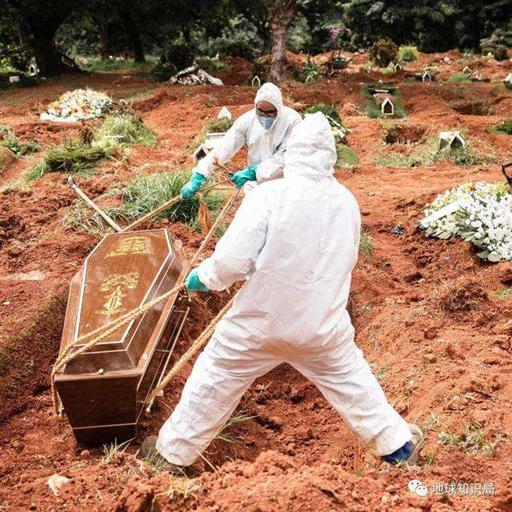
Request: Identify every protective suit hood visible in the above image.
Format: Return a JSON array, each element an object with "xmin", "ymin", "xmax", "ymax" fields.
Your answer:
[
  {"xmin": 284, "ymin": 112, "xmax": 336, "ymax": 179},
  {"xmin": 254, "ymin": 82, "xmax": 283, "ymax": 114}
]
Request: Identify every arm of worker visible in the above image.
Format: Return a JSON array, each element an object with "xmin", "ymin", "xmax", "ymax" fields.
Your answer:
[
  {"xmin": 196, "ymin": 115, "xmax": 249, "ymax": 178},
  {"xmin": 195, "ymin": 190, "xmax": 269, "ymax": 291},
  {"xmin": 255, "ymin": 111, "xmax": 302, "ymax": 183}
]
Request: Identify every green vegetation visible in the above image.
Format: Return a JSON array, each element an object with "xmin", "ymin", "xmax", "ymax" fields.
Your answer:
[
  {"xmin": 363, "ymin": 90, "xmax": 406, "ymax": 119},
  {"xmin": 299, "ymin": 60, "xmax": 322, "ymax": 83},
  {"xmin": 336, "ymin": 145, "xmax": 358, "ymax": 167},
  {"xmin": 433, "ymin": 145, "xmax": 495, "ymax": 166},
  {"xmin": 215, "ymin": 413, "xmax": 257, "ymax": 444},
  {"xmin": 0, "ymin": 127, "xmax": 39, "ymax": 156},
  {"xmin": 37, "ymin": 140, "xmax": 109, "ymax": 175},
  {"xmin": 369, "ymin": 38, "xmax": 398, "ymax": 67},
  {"xmin": 496, "ymin": 288, "xmax": 512, "ymax": 299},
  {"xmin": 195, "ymin": 56, "xmax": 229, "ymax": 73},
  {"xmin": 439, "ymin": 423, "xmax": 503, "ymax": 456},
  {"xmin": 304, "ymin": 103, "xmax": 341, "ymax": 125},
  {"xmin": 95, "ymin": 114, "xmax": 157, "ymax": 147},
  {"xmin": 192, "ymin": 117, "xmax": 233, "ymax": 149},
  {"xmin": 26, "ymin": 114, "xmax": 156, "ymax": 181},
  {"xmin": 359, "ymin": 231, "xmax": 374, "ymax": 258},
  {"xmin": 375, "ymin": 135, "xmax": 495, "ymax": 168},
  {"xmin": 101, "ymin": 439, "xmax": 131, "ymax": 465},
  {"xmin": 490, "ymin": 119, "xmax": 512, "ymax": 135},
  {"xmin": 398, "ymin": 45, "xmax": 419, "ymax": 62},
  {"xmin": 447, "ymin": 72, "xmax": 471, "ymax": 83},
  {"xmin": 64, "ymin": 171, "xmax": 224, "ymax": 235}
]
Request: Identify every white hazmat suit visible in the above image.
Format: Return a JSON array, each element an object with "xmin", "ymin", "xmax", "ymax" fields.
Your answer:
[
  {"xmin": 197, "ymin": 83, "xmax": 302, "ymax": 183},
  {"xmin": 157, "ymin": 113, "xmax": 412, "ymax": 466}
]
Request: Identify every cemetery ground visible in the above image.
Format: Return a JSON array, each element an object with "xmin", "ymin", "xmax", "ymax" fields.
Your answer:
[{"xmin": 0, "ymin": 50, "xmax": 512, "ymax": 511}]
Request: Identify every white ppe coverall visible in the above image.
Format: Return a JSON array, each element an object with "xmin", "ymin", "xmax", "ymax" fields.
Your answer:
[
  {"xmin": 157, "ymin": 112, "xmax": 411, "ymax": 466},
  {"xmin": 196, "ymin": 82, "xmax": 302, "ymax": 183}
]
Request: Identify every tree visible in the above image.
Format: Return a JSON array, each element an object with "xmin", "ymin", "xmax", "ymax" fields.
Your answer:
[
  {"xmin": 2, "ymin": 0, "xmax": 76, "ymax": 75},
  {"xmin": 116, "ymin": 1, "xmax": 145, "ymax": 62},
  {"xmin": 267, "ymin": 0, "xmax": 297, "ymax": 82}
]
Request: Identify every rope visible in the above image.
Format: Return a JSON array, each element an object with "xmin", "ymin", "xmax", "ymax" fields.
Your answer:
[
  {"xmin": 51, "ymin": 187, "xmax": 241, "ymax": 413},
  {"xmin": 145, "ymin": 295, "xmax": 235, "ymax": 407}
]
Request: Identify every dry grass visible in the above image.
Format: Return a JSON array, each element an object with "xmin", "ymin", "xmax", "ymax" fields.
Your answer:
[{"xmin": 434, "ymin": 278, "xmax": 488, "ymax": 313}]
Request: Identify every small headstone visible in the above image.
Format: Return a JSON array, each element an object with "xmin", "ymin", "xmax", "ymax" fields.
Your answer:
[
  {"xmin": 193, "ymin": 132, "xmax": 226, "ymax": 160},
  {"xmin": 194, "ymin": 144, "xmax": 209, "ymax": 160},
  {"xmin": 439, "ymin": 131, "xmax": 465, "ymax": 151},
  {"xmin": 9, "ymin": 75, "xmax": 20, "ymax": 84},
  {"xmin": 217, "ymin": 106, "xmax": 232, "ymax": 120},
  {"xmin": 380, "ymin": 96, "xmax": 395, "ymax": 117},
  {"xmin": 251, "ymin": 75, "xmax": 261, "ymax": 88},
  {"xmin": 422, "ymin": 71, "xmax": 432, "ymax": 82},
  {"xmin": 28, "ymin": 63, "xmax": 39, "ymax": 76}
]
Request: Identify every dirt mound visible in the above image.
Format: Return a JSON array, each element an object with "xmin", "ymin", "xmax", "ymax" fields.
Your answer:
[
  {"xmin": 384, "ymin": 124, "xmax": 427, "ymax": 144},
  {"xmin": 436, "ymin": 278, "xmax": 489, "ymax": 313}
]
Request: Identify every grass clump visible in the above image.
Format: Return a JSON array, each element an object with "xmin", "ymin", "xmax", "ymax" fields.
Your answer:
[
  {"xmin": 101, "ymin": 439, "xmax": 131, "ymax": 465},
  {"xmin": 496, "ymin": 288, "xmax": 512, "ymax": 299},
  {"xmin": 26, "ymin": 114, "xmax": 156, "ymax": 181},
  {"xmin": 336, "ymin": 145, "xmax": 358, "ymax": 167},
  {"xmin": 433, "ymin": 145, "xmax": 495, "ymax": 166},
  {"xmin": 490, "ymin": 119, "xmax": 512, "ymax": 135},
  {"xmin": 45, "ymin": 140, "xmax": 110, "ymax": 174},
  {"xmin": 299, "ymin": 59, "xmax": 322, "ymax": 83},
  {"xmin": 192, "ymin": 117, "xmax": 232, "ymax": 149},
  {"xmin": 95, "ymin": 114, "xmax": 157, "ymax": 148},
  {"xmin": 374, "ymin": 150, "xmax": 431, "ymax": 168},
  {"xmin": 359, "ymin": 231, "xmax": 374, "ymax": 258},
  {"xmin": 439, "ymin": 423, "xmax": 503, "ymax": 456},
  {"xmin": 215, "ymin": 413, "xmax": 257, "ymax": 444},
  {"xmin": 447, "ymin": 72, "xmax": 471, "ymax": 83},
  {"xmin": 398, "ymin": 45, "xmax": 419, "ymax": 62},
  {"xmin": 0, "ymin": 127, "xmax": 39, "ymax": 156},
  {"xmin": 375, "ymin": 134, "xmax": 495, "ymax": 168},
  {"xmin": 64, "ymin": 170, "xmax": 224, "ymax": 235}
]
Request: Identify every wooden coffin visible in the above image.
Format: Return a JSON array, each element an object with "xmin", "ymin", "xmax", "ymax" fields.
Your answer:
[{"xmin": 55, "ymin": 229, "xmax": 188, "ymax": 444}]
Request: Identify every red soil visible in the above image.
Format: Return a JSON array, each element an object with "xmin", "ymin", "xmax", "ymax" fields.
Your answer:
[{"xmin": 0, "ymin": 51, "xmax": 511, "ymax": 511}]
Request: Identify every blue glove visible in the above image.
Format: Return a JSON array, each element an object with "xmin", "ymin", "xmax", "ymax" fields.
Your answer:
[
  {"xmin": 181, "ymin": 171, "xmax": 207, "ymax": 199},
  {"xmin": 230, "ymin": 165, "xmax": 257, "ymax": 189},
  {"xmin": 186, "ymin": 268, "xmax": 209, "ymax": 292}
]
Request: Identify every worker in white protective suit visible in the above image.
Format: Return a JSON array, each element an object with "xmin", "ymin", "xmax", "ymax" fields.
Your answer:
[
  {"xmin": 141, "ymin": 113, "xmax": 423, "ymax": 468},
  {"xmin": 180, "ymin": 82, "xmax": 302, "ymax": 197}
]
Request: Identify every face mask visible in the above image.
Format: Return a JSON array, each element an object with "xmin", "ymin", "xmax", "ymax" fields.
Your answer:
[{"xmin": 257, "ymin": 114, "xmax": 276, "ymax": 129}]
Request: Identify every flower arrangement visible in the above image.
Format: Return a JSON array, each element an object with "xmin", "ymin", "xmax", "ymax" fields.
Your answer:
[
  {"xmin": 421, "ymin": 181, "xmax": 511, "ymax": 262},
  {"xmin": 41, "ymin": 88, "xmax": 112, "ymax": 123}
]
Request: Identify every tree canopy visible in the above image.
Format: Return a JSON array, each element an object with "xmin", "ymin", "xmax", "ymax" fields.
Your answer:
[{"xmin": 0, "ymin": 0, "xmax": 511, "ymax": 76}]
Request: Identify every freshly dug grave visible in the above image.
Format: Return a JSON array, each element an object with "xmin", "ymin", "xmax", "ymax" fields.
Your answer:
[{"xmin": 1, "ymin": 53, "xmax": 512, "ymax": 512}]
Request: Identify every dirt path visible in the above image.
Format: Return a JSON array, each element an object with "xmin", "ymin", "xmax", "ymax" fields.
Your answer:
[{"xmin": 0, "ymin": 55, "xmax": 511, "ymax": 511}]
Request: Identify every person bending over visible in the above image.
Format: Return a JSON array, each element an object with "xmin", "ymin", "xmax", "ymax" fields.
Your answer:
[{"xmin": 181, "ymin": 82, "xmax": 301, "ymax": 196}]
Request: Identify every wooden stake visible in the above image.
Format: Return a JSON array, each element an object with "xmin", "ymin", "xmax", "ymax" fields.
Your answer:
[{"xmin": 67, "ymin": 176, "xmax": 122, "ymax": 233}]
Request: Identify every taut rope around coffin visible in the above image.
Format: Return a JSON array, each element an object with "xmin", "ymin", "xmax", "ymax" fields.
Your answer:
[{"xmin": 51, "ymin": 187, "xmax": 241, "ymax": 413}]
